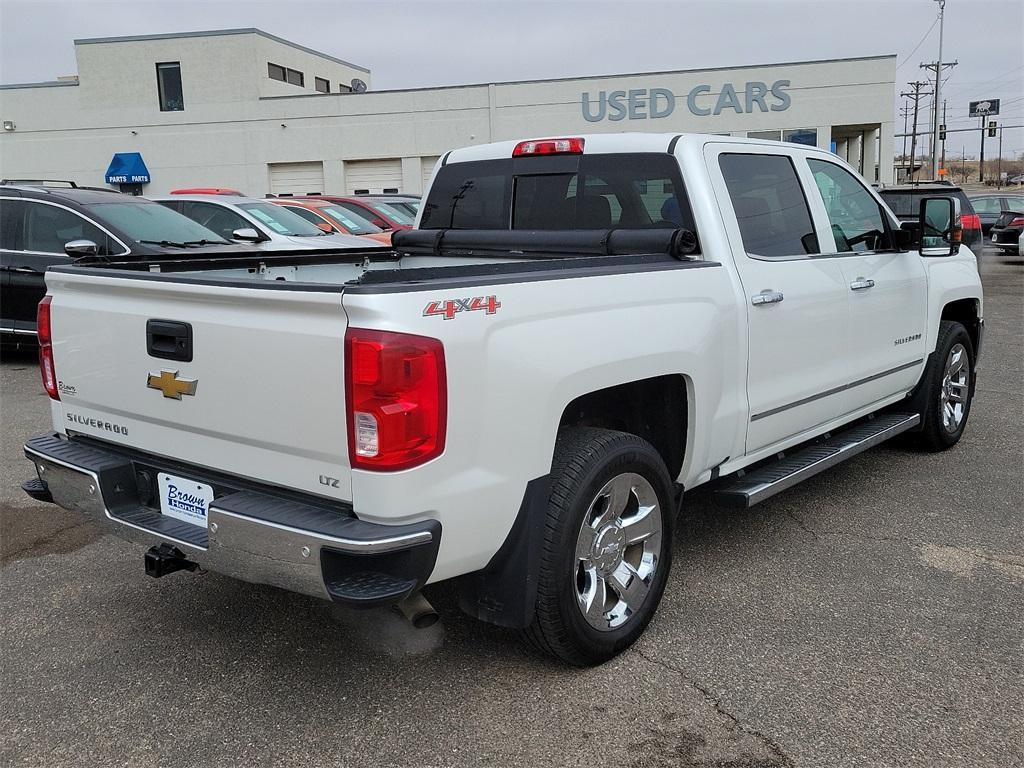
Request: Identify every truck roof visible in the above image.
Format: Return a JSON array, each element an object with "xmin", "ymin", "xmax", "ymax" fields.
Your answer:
[{"xmin": 444, "ymin": 132, "xmax": 831, "ymax": 164}]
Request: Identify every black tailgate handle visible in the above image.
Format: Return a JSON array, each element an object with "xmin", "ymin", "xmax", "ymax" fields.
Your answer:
[{"xmin": 147, "ymin": 319, "xmax": 193, "ymax": 362}]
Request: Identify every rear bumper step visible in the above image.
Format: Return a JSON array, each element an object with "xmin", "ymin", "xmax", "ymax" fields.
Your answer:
[
  {"xmin": 714, "ymin": 413, "xmax": 920, "ymax": 508},
  {"xmin": 23, "ymin": 433, "xmax": 440, "ymax": 607}
]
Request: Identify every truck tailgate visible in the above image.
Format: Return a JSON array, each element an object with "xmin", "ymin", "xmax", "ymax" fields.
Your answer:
[{"xmin": 45, "ymin": 270, "xmax": 353, "ymax": 501}]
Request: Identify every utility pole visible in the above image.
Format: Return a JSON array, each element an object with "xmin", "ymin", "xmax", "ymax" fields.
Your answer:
[
  {"xmin": 980, "ymin": 116, "xmax": 986, "ymax": 183},
  {"xmin": 997, "ymin": 125, "xmax": 1003, "ymax": 187},
  {"xmin": 921, "ymin": 56, "xmax": 957, "ymax": 178},
  {"xmin": 941, "ymin": 100, "xmax": 947, "ymax": 173},
  {"xmin": 928, "ymin": 0, "xmax": 946, "ymax": 178},
  {"xmin": 901, "ymin": 81, "xmax": 931, "ymax": 181},
  {"xmin": 901, "ymin": 103, "xmax": 909, "ymax": 161}
]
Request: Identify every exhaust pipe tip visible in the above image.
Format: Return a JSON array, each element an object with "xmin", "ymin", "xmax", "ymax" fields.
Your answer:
[{"xmin": 394, "ymin": 591, "xmax": 439, "ymax": 629}]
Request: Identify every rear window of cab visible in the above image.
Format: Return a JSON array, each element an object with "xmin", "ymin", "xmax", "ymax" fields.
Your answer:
[{"xmin": 419, "ymin": 153, "xmax": 698, "ymax": 237}]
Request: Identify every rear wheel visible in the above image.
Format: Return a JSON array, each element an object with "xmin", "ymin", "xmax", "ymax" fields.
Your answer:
[{"xmin": 524, "ymin": 428, "xmax": 674, "ymax": 666}]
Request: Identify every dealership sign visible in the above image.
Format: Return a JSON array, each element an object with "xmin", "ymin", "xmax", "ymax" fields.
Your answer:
[
  {"xmin": 968, "ymin": 99, "xmax": 999, "ymax": 118},
  {"xmin": 582, "ymin": 80, "xmax": 791, "ymax": 122}
]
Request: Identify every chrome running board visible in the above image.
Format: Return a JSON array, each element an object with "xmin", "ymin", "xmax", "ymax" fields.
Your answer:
[{"xmin": 714, "ymin": 413, "xmax": 921, "ymax": 508}]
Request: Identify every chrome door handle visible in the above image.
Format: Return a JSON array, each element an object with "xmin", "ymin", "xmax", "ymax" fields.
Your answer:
[
  {"xmin": 850, "ymin": 278, "xmax": 875, "ymax": 291},
  {"xmin": 751, "ymin": 290, "xmax": 784, "ymax": 306}
]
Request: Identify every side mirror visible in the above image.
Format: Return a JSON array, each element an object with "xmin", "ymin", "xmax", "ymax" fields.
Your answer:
[
  {"xmin": 372, "ymin": 218, "xmax": 392, "ymax": 231},
  {"xmin": 315, "ymin": 221, "xmax": 334, "ymax": 233},
  {"xmin": 918, "ymin": 196, "xmax": 962, "ymax": 256},
  {"xmin": 64, "ymin": 239, "xmax": 99, "ymax": 257},
  {"xmin": 231, "ymin": 227, "xmax": 262, "ymax": 242}
]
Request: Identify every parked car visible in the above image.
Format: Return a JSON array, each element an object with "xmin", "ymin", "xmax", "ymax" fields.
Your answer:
[
  {"xmin": 294, "ymin": 195, "xmax": 416, "ymax": 231},
  {"xmin": 23, "ymin": 133, "xmax": 982, "ymax": 666},
  {"xmin": 967, "ymin": 193, "xmax": 1024, "ymax": 234},
  {"xmin": 878, "ymin": 183, "xmax": 982, "ymax": 252},
  {"xmin": 155, "ymin": 194, "xmax": 371, "ymax": 250},
  {"xmin": 355, "ymin": 193, "xmax": 421, "ymax": 218},
  {"xmin": 990, "ymin": 208, "xmax": 1024, "ymax": 255},
  {"xmin": 269, "ymin": 198, "xmax": 392, "ymax": 245},
  {"xmin": 169, "ymin": 188, "xmax": 244, "ymax": 196},
  {"xmin": 0, "ymin": 182, "xmax": 243, "ymax": 339}
]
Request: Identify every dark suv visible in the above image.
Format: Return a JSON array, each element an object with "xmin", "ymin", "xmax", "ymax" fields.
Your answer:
[
  {"xmin": 877, "ymin": 183, "xmax": 982, "ymax": 252},
  {"xmin": 1, "ymin": 183, "xmax": 242, "ymax": 339}
]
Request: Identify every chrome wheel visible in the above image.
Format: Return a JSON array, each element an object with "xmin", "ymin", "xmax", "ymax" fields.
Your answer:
[
  {"xmin": 574, "ymin": 472, "xmax": 663, "ymax": 631},
  {"xmin": 939, "ymin": 342, "xmax": 970, "ymax": 434}
]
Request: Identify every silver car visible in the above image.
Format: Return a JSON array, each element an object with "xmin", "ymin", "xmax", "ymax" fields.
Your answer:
[{"xmin": 154, "ymin": 194, "xmax": 371, "ymax": 250}]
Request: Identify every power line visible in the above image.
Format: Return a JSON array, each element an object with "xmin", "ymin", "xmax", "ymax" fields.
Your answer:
[{"xmin": 896, "ymin": 13, "xmax": 940, "ymax": 71}]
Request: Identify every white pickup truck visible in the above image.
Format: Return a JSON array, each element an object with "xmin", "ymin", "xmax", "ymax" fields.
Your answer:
[{"xmin": 23, "ymin": 134, "xmax": 983, "ymax": 666}]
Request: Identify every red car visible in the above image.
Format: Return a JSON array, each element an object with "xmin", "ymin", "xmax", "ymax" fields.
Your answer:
[
  {"xmin": 293, "ymin": 195, "xmax": 416, "ymax": 231},
  {"xmin": 269, "ymin": 198, "xmax": 392, "ymax": 245}
]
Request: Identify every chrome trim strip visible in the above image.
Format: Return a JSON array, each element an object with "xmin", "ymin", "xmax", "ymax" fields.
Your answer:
[
  {"xmin": 751, "ymin": 359, "xmax": 924, "ymax": 422},
  {"xmin": 210, "ymin": 507, "xmax": 433, "ymax": 554},
  {"xmin": 0, "ymin": 327, "xmax": 38, "ymax": 335}
]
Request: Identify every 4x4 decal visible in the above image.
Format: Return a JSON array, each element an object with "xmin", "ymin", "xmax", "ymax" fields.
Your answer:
[{"xmin": 423, "ymin": 296, "xmax": 501, "ymax": 320}]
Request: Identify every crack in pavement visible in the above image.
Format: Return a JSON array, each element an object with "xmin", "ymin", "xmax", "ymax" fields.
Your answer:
[{"xmin": 635, "ymin": 648, "xmax": 795, "ymax": 768}]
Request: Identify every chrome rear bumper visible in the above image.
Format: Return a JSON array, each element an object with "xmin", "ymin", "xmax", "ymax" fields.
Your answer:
[{"xmin": 24, "ymin": 434, "xmax": 440, "ymax": 607}]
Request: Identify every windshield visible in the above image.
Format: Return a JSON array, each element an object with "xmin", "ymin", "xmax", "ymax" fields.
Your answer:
[
  {"xmin": 238, "ymin": 201, "xmax": 329, "ymax": 237},
  {"xmin": 87, "ymin": 201, "xmax": 229, "ymax": 244},
  {"xmin": 393, "ymin": 200, "xmax": 420, "ymax": 216},
  {"xmin": 320, "ymin": 205, "xmax": 384, "ymax": 235},
  {"xmin": 365, "ymin": 201, "xmax": 416, "ymax": 225}
]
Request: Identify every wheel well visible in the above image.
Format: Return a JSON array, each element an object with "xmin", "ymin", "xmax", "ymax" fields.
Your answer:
[
  {"xmin": 558, "ymin": 374, "xmax": 687, "ymax": 479},
  {"xmin": 940, "ymin": 299, "xmax": 981, "ymax": 354}
]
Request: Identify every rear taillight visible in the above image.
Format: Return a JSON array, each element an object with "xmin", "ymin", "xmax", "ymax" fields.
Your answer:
[
  {"xmin": 512, "ymin": 137, "xmax": 585, "ymax": 157},
  {"xmin": 345, "ymin": 328, "xmax": 446, "ymax": 471},
  {"xmin": 1009, "ymin": 216, "xmax": 1024, "ymax": 228},
  {"xmin": 961, "ymin": 213, "xmax": 981, "ymax": 230},
  {"xmin": 37, "ymin": 296, "xmax": 59, "ymax": 400}
]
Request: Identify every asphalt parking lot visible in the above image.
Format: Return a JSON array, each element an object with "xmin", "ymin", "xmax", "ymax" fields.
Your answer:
[{"xmin": 1, "ymin": 247, "xmax": 1021, "ymax": 768}]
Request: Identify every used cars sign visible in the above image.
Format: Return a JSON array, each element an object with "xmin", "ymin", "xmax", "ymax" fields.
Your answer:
[{"xmin": 582, "ymin": 80, "xmax": 791, "ymax": 122}]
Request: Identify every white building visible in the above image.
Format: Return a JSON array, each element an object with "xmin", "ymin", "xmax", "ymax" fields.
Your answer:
[{"xmin": 0, "ymin": 29, "xmax": 896, "ymax": 197}]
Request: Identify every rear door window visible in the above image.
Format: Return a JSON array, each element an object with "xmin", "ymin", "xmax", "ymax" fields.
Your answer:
[{"xmin": 718, "ymin": 153, "xmax": 817, "ymax": 258}]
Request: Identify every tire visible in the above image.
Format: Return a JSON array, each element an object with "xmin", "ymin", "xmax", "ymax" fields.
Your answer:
[
  {"xmin": 908, "ymin": 320, "xmax": 975, "ymax": 451},
  {"xmin": 523, "ymin": 427, "xmax": 674, "ymax": 666}
]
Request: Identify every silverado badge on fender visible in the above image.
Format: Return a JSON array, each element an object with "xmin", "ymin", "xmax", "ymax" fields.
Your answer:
[{"xmin": 147, "ymin": 370, "xmax": 198, "ymax": 399}]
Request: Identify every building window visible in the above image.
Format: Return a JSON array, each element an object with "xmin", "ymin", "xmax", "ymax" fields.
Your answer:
[
  {"xmin": 784, "ymin": 128, "xmax": 818, "ymax": 146},
  {"xmin": 746, "ymin": 130, "xmax": 781, "ymax": 141},
  {"xmin": 286, "ymin": 68, "xmax": 304, "ymax": 87},
  {"xmin": 268, "ymin": 62, "xmax": 286, "ymax": 82},
  {"xmin": 156, "ymin": 62, "xmax": 184, "ymax": 111},
  {"xmin": 315, "ymin": 77, "xmax": 330, "ymax": 93}
]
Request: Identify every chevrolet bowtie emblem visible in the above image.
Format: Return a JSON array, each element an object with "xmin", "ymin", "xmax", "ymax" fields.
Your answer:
[{"xmin": 147, "ymin": 370, "xmax": 198, "ymax": 399}]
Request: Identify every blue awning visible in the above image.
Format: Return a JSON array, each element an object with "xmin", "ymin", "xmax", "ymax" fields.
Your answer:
[{"xmin": 105, "ymin": 152, "xmax": 151, "ymax": 185}]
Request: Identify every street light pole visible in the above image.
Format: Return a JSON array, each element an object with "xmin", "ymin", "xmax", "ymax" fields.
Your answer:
[{"xmin": 930, "ymin": 0, "xmax": 946, "ymax": 179}]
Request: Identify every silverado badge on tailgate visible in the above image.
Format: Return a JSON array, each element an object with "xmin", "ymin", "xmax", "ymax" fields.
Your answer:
[{"xmin": 147, "ymin": 370, "xmax": 198, "ymax": 400}]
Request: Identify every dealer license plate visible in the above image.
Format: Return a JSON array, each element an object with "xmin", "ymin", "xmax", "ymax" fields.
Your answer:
[{"xmin": 157, "ymin": 473, "xmax": 214, "ymax": 528}]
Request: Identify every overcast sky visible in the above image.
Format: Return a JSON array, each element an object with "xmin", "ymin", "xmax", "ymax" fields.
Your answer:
[{"xmin": 1, "ymin": 0, "xmax": 1022, "ymax": 161}]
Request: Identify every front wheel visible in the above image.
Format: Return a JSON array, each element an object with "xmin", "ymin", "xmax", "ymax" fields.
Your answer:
[
  {"xmin": 523, "ymin": 428, "xmax": 674, "ymax": 666},
  {"xmin": 909, "ymin": 320, "xmax": 975, "ymax": 451}
]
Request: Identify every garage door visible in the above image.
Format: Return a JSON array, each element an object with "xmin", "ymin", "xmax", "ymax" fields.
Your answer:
[
  {"xmin": 346, "ymin": 159, "xmax": 402, "ymax": 194},
  {"xmin": 269, "ymin": 162, "xmax": 324, "ymax": 195},
  {"xmin": 421, "ymin": 156, "xmax": 441, "ymax": 193}
]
